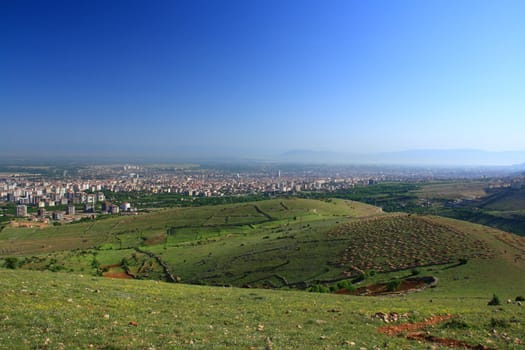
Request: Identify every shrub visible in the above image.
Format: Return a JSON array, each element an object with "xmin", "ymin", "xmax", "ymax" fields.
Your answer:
[
  {"xmin": 121, "ymin": 257, "xmax": 130, "ymax": 270},
  {"xmin": 3, "ymin": 257, "xmax": 18, "ymax": 269},
  {"xmin": 411, "ymin": 268, "xmax": 420, "ymax": 276},
  {"xmin": 442, "ymin": 318, "xmax": 469, "ymax": 329},
  {"xmin": 91, "ymin": 258, "xmax": 100, "ymax": 269},
  {"xmin": 488, "ymin": 294, "xmax": 501, "ymax": 306},
  {"xmin": 515, "ymin": 296, "xmax": 525, "ymax": 302},
  {"xmin": 336, "ymin": 280, "xmax": 355, "ymax": 292},
  {"xmin": 308, "ymin": 284, "xmax": 330, "ymax": 293},
  {"xmin": 386, "ymin": 279, "xmax": 402, "ymax": 292},
  {"xmin": 48, "ymin": 264, "xmax": 65, "ymax": 272}
]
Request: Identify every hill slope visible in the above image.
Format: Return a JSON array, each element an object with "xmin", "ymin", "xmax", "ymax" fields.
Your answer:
[
  {"xmin": 2, "ymin": 198, "xmax": 525, "ymax": 293},
  {"xmin": 1, "ymin": 267, "xmax": 524, "ymax": 349}
]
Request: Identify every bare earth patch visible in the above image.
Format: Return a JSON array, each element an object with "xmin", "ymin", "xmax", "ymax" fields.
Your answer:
[{"xmin": 378, "ymin": 315, "xmax": 494, "ymax": 349}]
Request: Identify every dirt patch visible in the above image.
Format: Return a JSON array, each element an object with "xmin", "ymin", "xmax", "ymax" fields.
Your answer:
[
  {"xmin": 337, "ymin": 276, "xmax": 437, "ymax": 296},
  {"xmin": 378, "ymin": 314, "xmax": 453, "ymax": 336},
  {"xmin": 10, "ymin": 221, "xmax": 48, "ymax": 229},
  {"xmin": 103, "ymin": 272, "xmax": 133, "ymax": 279},
  {"xmin": 378, "ymin": 315, "xmax": 494, "ymax": 349},
  {"xmin": 101, "ymin": 263, "xmax": 134, "ymax": 279}
]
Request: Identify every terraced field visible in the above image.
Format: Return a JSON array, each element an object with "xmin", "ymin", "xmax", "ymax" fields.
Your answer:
[{"xmin": 330, "ymin": 215, "xmax": 495, "ymax": 273}]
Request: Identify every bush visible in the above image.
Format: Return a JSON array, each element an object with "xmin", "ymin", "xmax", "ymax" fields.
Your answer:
[
  {"xmin": 442, "ymin": 318, "xmax": 469, "ymax": 329},
  {"xmin": 410, "ymin": 268, "xmax": 420, "ymax": 276},
  {"xmin": 121, "ymin": 257, "xmax": 130, "ymax": 270},
  {"xmin": 515, "ymin": 296, "xmax": 525, "ymax": 302},
  {"xmin": 308, "ymin": 284, "xmax": 330, "ymax": 293},
  {"xmin": 488, "ymin": 294, "xmax": 501, "ymax": 306},
  {"xmin": 3, "ymin": 257, "xmax": 18, "ymax": 269},
  {"xmin": 91, "ymin": 258, "xmax": 100, "ymax": 269},
  {"xmin": 336, "ymin": 280, "xmax": 355, "ymax": 292},
  {"xmin": 386, "ymin": 279, "xmax": 402, "ymax": 292}
]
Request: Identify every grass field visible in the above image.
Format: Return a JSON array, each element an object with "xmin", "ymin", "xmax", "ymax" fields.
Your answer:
[
  {"xmin": 0, "ymin": 266, "xmax": 524, "ymax": 349},
  {"xmin": 412, "ymin": 181, "xmax": 489, "ymax": 200}
]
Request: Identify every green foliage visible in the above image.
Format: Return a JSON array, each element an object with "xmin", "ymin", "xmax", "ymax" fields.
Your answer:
[
  {"xmin": 386, "ymin": 279, "xmax": 402, "ymax": 292},
  {"xmin": 47, "ymin": 264, "xmax": 65, "ymax": 272},
  {"xmin": 3, "ymin": 257, "xmax": 18, "ymax": 269},
  {"xmin": 442, "ymin": 318, "xmax": 470, "ymax": 329},
  {"xmin": 308, "ymin": 284, "xmax": 330, "ymax": 293},
  {"xmin": 515, "ymin": 295, "xmax": 525, "ymax": 302},
  {"xmin": 487, "ymin": 294, "xmax": 501, "ymax": 306},
  {"xmin": 121, "ymin": 257, "xmax": 130, "ymax": 270},
  {"xmin": 410, "ymin": 268, "xmax": 421, "ymax": 276},
  {"xmin": 336, "ymin": 280, "xmax": 355, "ymax": 292},
  {"xmin": 91, "ymin": 258, "xmax": 100, "ymax": 269}
]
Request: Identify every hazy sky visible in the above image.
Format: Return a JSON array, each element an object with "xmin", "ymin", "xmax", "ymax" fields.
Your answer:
[{"xmin": 2, "ymin": 0, "xmax": 525, "ymax": 157}]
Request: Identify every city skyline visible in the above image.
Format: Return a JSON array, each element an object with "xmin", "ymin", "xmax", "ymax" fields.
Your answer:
[{"xmin": 2, "ymin": 1, "xmax": 525, "ymax": 159}]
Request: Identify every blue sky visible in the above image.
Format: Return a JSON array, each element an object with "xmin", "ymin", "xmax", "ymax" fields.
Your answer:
[{"xmin": 2, "ymin": 0, "xmax": 525, "ymax": 158}]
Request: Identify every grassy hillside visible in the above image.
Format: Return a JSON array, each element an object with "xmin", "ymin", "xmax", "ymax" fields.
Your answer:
[
  {"xmin": 2, "ymin": 197, "xmax": 525, "ymax": 348},
  {"xmin": 0, "ymin": 198, "xmax": 384, "ymax": 286},
  {"xmin": 479, "ymin": 188, "xmax": 525, "ymax": 211},
  {"xmin": 0, "ymin": 198, "xmax": 381, "ymax": 255},
  {"xmin": 1, "ymin": 267, "xmax": 524, "ymax": 349},
  {"xmin": 2, "ymin": 198, "xmax": 525, "ymax": 292}
]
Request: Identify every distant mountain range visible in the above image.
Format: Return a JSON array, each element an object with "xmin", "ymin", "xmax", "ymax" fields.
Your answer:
[
  {"xmin": 278, "ymin": 149, "xmax": 525, "ymax": 167},
  {"xmin": 2, "ymin": 147, "xmax": 525, "ymax": 168}
]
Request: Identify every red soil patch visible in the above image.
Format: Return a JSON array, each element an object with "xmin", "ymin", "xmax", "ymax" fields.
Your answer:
[
  {"xmin": 101, "ymin": 263, "xmax": 134, "ymax": 279},
  {"xmin": 378, "ymin": 315, "xmax": 495, "ymax": 350},
  {"xmin": 103, "ymin": 272, "xmax": 133, "ymax": 279},
  {"xmin": 378, "ymin": 315, "xmax": 453, "ymax": 336}
]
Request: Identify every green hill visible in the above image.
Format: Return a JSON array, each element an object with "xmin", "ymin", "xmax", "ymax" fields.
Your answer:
[{"xmin": 2, "ymin": 198, "xmax": 525, "ymax": 292}]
